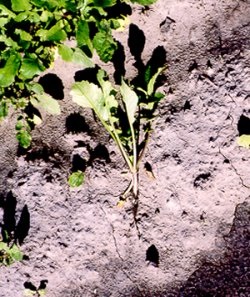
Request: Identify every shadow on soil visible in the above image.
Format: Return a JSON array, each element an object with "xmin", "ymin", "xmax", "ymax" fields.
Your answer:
[{"xmin": 0, "ymin": 191, "xmax": 30, "ymax": 245}]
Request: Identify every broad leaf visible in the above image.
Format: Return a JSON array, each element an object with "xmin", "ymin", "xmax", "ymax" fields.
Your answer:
[
  {"xmin": 72, "ymin": 48, "xmax": 94, "ymax": 68},
  {"xmin": 9, "ymin": 244, "xmax": 23, "ymax": 261},
  {"xmin": 93, "ymin": 30, "xmax": 117, "ymax": 62},
  {"xmin": 31, "ymin": 94, "xmax": 61, "ymax": 115},
  {"xmin": 58, "ymin": 44, "xmax": 73, "ymax": 62},
  {"xmin": 76, "ymin": 20, "xmax": 92, "ymax": 50},
  {"xmin": 70, "ymin": 81, "xmax": 102, "ymax": 109},
  {"xmin": 237, "ymin": 134, "xmax": 250, "ymax": 148},
  {"xmin": 0, "ymin": 53, "xmax": 20, "ymax": 87},
  {"xmin": 11, "ymin": 0, "xmax": 31, "ymax": 12},
  {"xmin": 68, "ymin": 170, "xmax": 85, "ymax": 187},
  {"xmin": 120, "ymin": 80, "xmax": 138, "ymax": 125},
  {"xmin": 19, "ymin": 58, "xmax": 43, "ymax": 80},
  {"xmin": 16, "ymin": 129, "xmax": 32, "ymax": 148}
]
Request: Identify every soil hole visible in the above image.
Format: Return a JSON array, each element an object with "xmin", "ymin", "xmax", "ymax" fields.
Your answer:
[
  {"xmin": 194, "ymin": 173, "xmax": 211, "ymax": 188},
  {"xmin": 146, "ymin": 244, "xmax": 159, "ymax": 267}
]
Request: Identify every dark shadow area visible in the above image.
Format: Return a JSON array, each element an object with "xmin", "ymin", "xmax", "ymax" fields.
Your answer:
[
  {"xmin": 0, "ymin": 191, "xmax": 30, "ymax": 245},
  {"xmin": 74, "ymin": 65, "xmax": 100, "ymax": 84},
  {"xmin": 112, "ymin": 41, "xmax": 126, "ymax": 84},
  {"xmin": 15, "ymin": 205, "xmax": 30, "ymax": 245},
  {"xmin": 38, "ymin": 73, "xmax": 64, "ymax": 100},
  {"xmin": 237, "ymin": 115, "xmax": 250, "ymax": 136},
  {"xmin": 146, "ymin": 244, "xmax": 159, "ymax": 267},
  {"xmin": 24, "ymin": 280, "xmax": 48, "ymax": 293},
  {"xmin": 180, "ymin": 199, "xmax": 250, "ymax": 296},
  {"xmin": 128, "ymin": 24, "xmax": 145, "ymax": 71},
  {"xmin": 126, "ymin": 24, "xmax": 167, "ymax": 90},
  {"xmin": 1, "ymin": 191, "xmax": 16, "ymax": 242},
  {"xmin": 106, "ymin": 0, "xmax": 132, "ymax": 19},
  {"xmin": 17, "ymin": 145, "xmax": 69, "ymax": 167},
  {"xmin": 65, "ymin": 113, "xmax": 90, "ymax": 134},
  {"xmin": 24, "ymin": 103, "xmax": 42, "ymax": 130},
  {"xmin": 88, "ymin": 144, "xmax": 111, "ymax": 166},
  {"xmin": 71, "ymin": 154, "xmax": 87, "ymax": 172}
]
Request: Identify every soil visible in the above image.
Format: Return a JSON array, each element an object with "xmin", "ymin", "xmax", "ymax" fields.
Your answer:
[{"xmin": 0, "ymin": 0, "xmax": 249, "ymax": 296}]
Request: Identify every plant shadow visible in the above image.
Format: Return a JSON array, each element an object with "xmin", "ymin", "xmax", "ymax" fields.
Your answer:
[{"xmin": 0, "ymin": 191, "xmax": 30, "ymax": 245}]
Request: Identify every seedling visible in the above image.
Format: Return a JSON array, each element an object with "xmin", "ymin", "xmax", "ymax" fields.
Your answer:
[
  {"xmin": 0, "ymin": 231, "xmax": 23, "ymax": 266},
  {"xmin": 70, "ymin": 66, "xmax": 165, "ymax": 209},
  {"xmin": 24, "ymin": 280, "xmax": 48, "ymax": 297}
]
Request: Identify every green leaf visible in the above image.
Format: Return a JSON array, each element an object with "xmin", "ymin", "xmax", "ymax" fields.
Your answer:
[
  {"xmin": 72, "ymin": 48, "xmax": 95, "ymax": 68},
  {"xmin": 93, "ymin": 30, "xmax": 117, "ymax": 62},
  {"xmin": 120, "ymin": 80, "xmax": 138, "ymax": 125},
  {"xmin": 16, "ymin": 129, "xmax": 32, "ymax": 148},
  {"xmin": 37, "ymin": 21, "xmax": 67, "ymax": 42},
  {"xmin": 68, "ymin": 170, "xmax": 85, "ymax": 187},
  {"xmin": 28, "ymin": 82, "xmax": 44, "ymax": 95},
  {"xmin": 8, "ymin": 244, "xmax": 23, "ymax": 261},
  {"xmin": 15, "ymin": 29, "xmax": 32, "ymax": 41},
  {"xmin": 147, "ymin": 66, "xmax": 165, "ymax": 96},
  {"xmin": 31, "ymin": 93, "xmax": 61, "ymax": 115},
  {"xmin": 94, "ymin": 0, "xmax": 116, "ymax": 7},
  {"xmin": 237, "ymin": 134, "xmax": 250, "ymax": 148},
  {"xmin": 0, "ymin": 101, "xmax": 8, "ymax": 119},
  {"xmin": 58, "ymin": 44, "xmax": 73, "ymax": 62},
  {"xmin": 11, "ymin": 0, "xmax": 31, "ymax": 12},
  {"xmin": 76, "ymin": 20, "xmax": 92, "ymax": 49},
  {"xmin": 0, "ymin": 4, "xmax": 16, "ymax": 18},
  {"xmin": 19, "ymin": 58, "xmax": 43, "ymax": 80},
  {"xmin": 0, "ymin": 53, "xmax": 21, "ymax": 87},
  {"xmin": 70, "ymin": 81, "xmax": 102, "ymax": 109},
  {"xmin": 130, "ymin": 0, "xmax": 158, "ymax": 5}
]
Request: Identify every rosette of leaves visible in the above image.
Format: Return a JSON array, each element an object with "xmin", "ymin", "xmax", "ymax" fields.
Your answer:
[
  {"xmin": 0, "ymin": 0, "xmax": 158, "ymax": 148},
  {"xmin": 70, "ymin": 66, "xmax": 164, "ymax": 199}
]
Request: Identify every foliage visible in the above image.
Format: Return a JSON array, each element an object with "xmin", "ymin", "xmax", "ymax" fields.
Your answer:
[
  {"xmin": 68, "ymin": 170, "xmax": 85, "ymax": 187},
  {"xmin": 70, "ymin": 66, "xmax": 165, "ymax": 197},
  {"xmin": 0, "ymin": 0, "xmax": 158, "ymax": 148},
  {"xmin": 0, "ymin": 241, "xmax": 23, "ymax": 266}
]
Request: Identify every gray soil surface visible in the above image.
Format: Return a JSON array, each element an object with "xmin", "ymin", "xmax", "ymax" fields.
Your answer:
[{"xmin": 0, "ymin": 0, "xmax": 250, "ymax": 296}]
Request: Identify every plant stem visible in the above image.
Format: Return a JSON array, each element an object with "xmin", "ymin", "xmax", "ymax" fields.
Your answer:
[{"xmin": 130, "ymin": 120, "xmax": 138, "ymax": 198}]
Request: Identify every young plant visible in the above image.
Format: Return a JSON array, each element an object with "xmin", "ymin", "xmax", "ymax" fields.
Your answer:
[
  {"xmin": 24, "ymin": 280, "xmax": 48, "ymax": 297},
  {"xmin": 0, "ymin": 0, "xmax": 158, "ymax": 148},
  {"xmin": 70, "ymin": 67, "xmax": 165, "ymax": 203},
  {"xmin": 0, "ymin": 231, "xmax": 23, "ymax": 266}
]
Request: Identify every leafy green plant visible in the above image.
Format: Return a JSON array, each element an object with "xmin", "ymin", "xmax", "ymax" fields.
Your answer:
[
  {"xmin": 70, "ymin": 66, "xmax": 165, "ymax": 200},
  {"xmin": 0, "ymin": 237, "xmax": 23, "ymax": 266},
  {"xmin": 68, "ymin": 170, "xmax": 85, "ymax": 187},
  {"xmin": 0, "ymin": 0, "xmax": 158, "ymax": 148}
]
